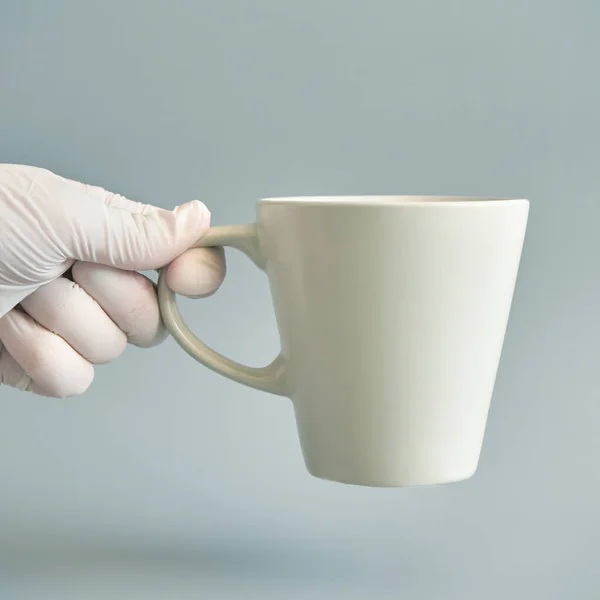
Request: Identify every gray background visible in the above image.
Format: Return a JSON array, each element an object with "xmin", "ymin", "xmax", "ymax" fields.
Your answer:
[{"xmin": 0, "ymin": 0, "xmax": 599, "ymax": 598}]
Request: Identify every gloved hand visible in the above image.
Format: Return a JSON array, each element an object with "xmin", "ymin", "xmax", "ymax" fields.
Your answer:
[{"xmin": 0, "ymin": 164, "xmax": 225, "ymax": 397}]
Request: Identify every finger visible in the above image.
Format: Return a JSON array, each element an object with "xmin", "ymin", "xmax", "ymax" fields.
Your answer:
[
  {"xmin": 0, "ymin": 308, "xmax": 94, "ymax": 398},
  {"xmin": 38, "ymin": 168, "xmax": 160, "ymax": 216},
  {"xmin": 66, "ymin": 178, "xmax": 160, "ymax": 215},
  {"xmin": 72, "ymin": 262, "xmax": 166, "ymax": 348},
  {"xmin": 24, "ymin": 167, "xmax": 212, "ymax": 270},
  {"xmin": 72, "ymin": 198, "xmax": 210, "ymax": 270},
  {"xmin": 66, "ymin": 185, "xmax": 211, "ymax": 269},
  {"xmin": 166, "ymin": 247, "xmax": 226, "ymax": 298},
  {"xmin": 20, "ymin": 277, "xmax": 127, "ymax": 364}
]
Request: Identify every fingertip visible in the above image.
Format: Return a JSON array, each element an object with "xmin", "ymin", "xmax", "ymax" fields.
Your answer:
[
  {"xmin": 166, "ymin": 247, "xmax": 226, "ymax": 298},
  {"xmin": 171, "ymin": 200, "xmax": 212, "ymax": 248},
  {"xmin": 175, "ymin": 199, "xmax": 210, "ymax": 227},
  {"xmin": 177, "ymin": 198, "xmax": 211, "ymax": 217}
]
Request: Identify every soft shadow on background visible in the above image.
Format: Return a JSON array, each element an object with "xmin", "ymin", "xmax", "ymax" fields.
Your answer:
[
  {"xmin": 0, "ymin": 533, "xmax": 446, "ymax": 600},
  {"xmin": 1, "ymin": 0, "xmax": 599, "ymax": 599}
]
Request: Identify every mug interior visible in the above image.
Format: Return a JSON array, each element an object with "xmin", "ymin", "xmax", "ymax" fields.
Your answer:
[{"xmin": 259, "ymin": 196, "xmax": 526, "ymax": 206}]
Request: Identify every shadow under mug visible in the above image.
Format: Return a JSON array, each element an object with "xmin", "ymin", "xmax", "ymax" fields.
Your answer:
[{"xmin": 158, "ymin": 196, "xmax": 529, "ymax": 487}]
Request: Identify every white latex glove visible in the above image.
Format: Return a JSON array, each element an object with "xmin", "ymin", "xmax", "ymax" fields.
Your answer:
[{"xmin": 0, "ymin": 165, "xmax": 225, "ymax": 397}]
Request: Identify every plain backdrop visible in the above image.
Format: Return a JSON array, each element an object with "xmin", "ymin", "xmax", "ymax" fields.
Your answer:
[{"xmin": 0, "ymin": 1, "xmax": 599, "ymax": 598}]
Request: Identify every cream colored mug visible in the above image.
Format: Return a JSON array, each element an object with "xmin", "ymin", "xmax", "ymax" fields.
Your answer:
[{"xmin": 158, "ymin": 196, "xmax": 529, "ymax": 487}]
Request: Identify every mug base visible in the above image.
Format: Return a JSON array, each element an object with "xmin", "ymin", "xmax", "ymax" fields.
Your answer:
[{"xmin": 305, "ymin": 465, "xmax": 479, "ymax": 488}]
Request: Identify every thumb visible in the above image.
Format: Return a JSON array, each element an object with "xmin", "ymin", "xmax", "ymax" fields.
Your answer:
[{"xmin": 60, "ymin": 182, "xmax": 211, "ymax": 270}]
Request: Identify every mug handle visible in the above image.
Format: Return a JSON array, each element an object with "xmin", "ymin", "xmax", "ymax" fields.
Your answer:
[{"xmin": 157, "ymin": 224, "xmax": 288, "ymax": 396}]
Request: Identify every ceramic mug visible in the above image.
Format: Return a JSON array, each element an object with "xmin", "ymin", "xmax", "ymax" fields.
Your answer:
[{"xmin": 158, "ymin": 196, "xmax": 529, "ymax": 487}]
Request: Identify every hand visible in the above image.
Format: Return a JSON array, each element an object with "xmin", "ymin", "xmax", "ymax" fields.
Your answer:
[{"xmin": 0, "ymin": 165, "xmax": 225, "ymax": 397}]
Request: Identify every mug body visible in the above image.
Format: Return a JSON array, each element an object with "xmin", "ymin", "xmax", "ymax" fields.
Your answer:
[{"xmin": 257, "ymin": 196, "xmax": 529, "ymax": 486}]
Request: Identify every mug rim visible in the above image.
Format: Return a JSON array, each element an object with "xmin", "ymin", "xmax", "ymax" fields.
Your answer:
[{"xmin": 258, "ymin": 195, "xmax": 528, "ymax": 206}]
